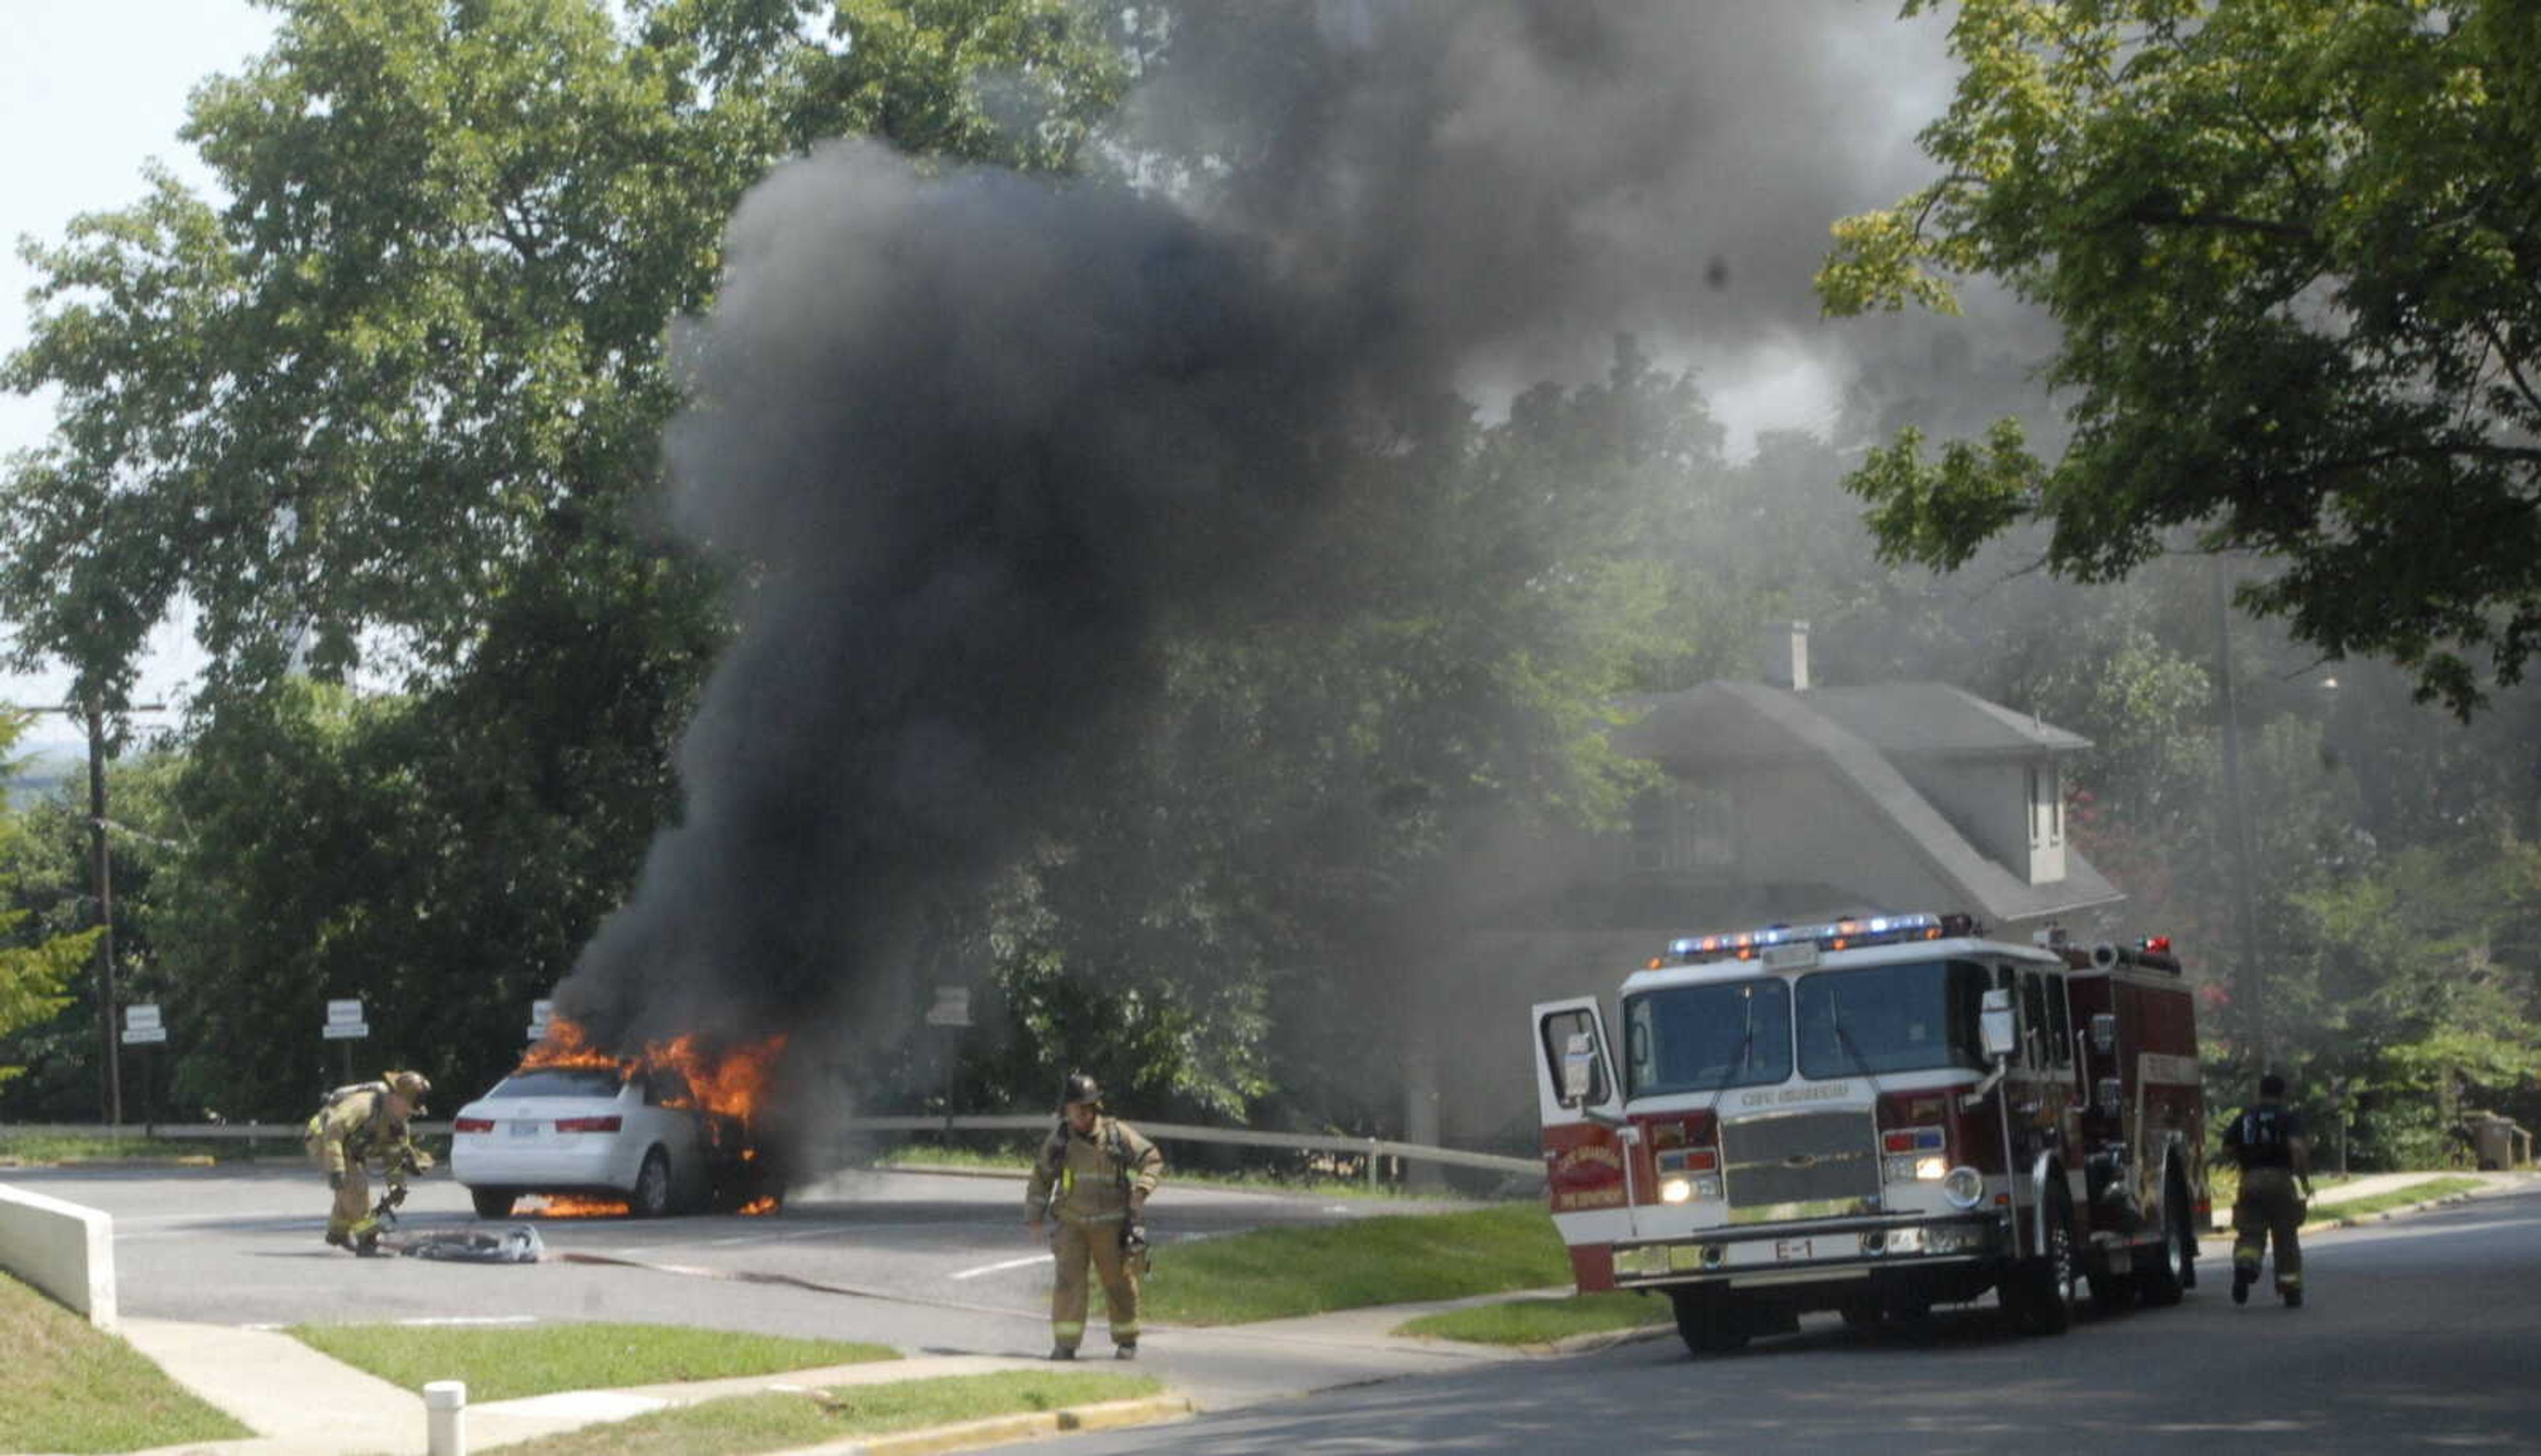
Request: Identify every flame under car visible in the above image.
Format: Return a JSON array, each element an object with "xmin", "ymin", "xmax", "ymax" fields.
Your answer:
[{"xmin": 449, "ymin": 1063, "xmax": 777, "ymax": 1219}]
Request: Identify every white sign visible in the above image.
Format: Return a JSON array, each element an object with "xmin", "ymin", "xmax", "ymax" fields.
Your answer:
[
  {"xmin": 527, "ymin": 998, "xmax": 555, "ymax": 1043},
  {"xmin": 322, "ymin": 1021, "xmax": 371, "ymax": 1040},
  {"xmin": 120, "ymin": 1026, "xmax": 168, "ymax": 1045},
  {"xmin": 923, "ymin": 986, "xmax": 972, "ymax": 1029},
  {"xmin": 326, "ymin": 999, "xmax": 364, "ymax": 1025},
  {"xmin": 124, "ymin": 1004, "xmax": 162, "ymax": 1033}
]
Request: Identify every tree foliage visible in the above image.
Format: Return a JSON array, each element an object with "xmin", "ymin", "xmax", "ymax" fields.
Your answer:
[
  {"xmin": 1820, "ymin": 0, "xmax": 2541, "ymax": 714},
  {"xmin": 0, "ymin": 717, "xmax": 103, "ymax": 1092}
]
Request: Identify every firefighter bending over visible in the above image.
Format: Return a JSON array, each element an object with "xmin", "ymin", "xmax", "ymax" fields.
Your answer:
[
  {"xmin": 1026, "ymin": 1073, "xmax": 1163, "ymax": 1361},
  {"xmin": 2224, "ymin": 1071, "xmax": 2313, "ymax": 1307},
  {"xmin": 305, "ymin": 1069, "xmax": 435, "ymax": 1255}
]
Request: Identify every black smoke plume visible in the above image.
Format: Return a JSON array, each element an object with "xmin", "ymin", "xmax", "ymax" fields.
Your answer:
[{"xmin": 553, "ymin": 2, "xmax": 2023, "ymax": 1105}]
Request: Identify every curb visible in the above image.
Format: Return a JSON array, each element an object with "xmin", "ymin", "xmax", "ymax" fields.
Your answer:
[{"xmin": 769, "ymin": 1394, "xmax": 1195, "ymax": 1456}]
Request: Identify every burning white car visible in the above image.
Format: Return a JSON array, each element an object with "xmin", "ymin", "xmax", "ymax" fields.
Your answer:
[{"xmin": 449, "ymin": 1030, "xmax": 783, "ymax": 1219}]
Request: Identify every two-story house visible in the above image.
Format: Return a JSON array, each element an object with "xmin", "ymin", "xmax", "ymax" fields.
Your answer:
[{"xmin": 1406, "ymin": 642, "xmax": 2125, "ymax": 1150}]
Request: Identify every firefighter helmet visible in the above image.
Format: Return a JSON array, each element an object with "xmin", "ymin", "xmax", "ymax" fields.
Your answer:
[
  {"xmin": 1061, "ymin": 1072, "xmax": 1103, "ymax": 1109},
  {"xmin": 385, "ymin": 1070, "xmax": 431, "ymax": 1113}
]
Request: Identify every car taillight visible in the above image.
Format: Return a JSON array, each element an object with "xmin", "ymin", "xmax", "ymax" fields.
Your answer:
[
  {"xmin": 453, "ymin": 1117, "xmax": 495, "ymax": 1134},
  {"xmin": 555, "ymin": 1116, "xmax": 623, "ymax": 1133}
]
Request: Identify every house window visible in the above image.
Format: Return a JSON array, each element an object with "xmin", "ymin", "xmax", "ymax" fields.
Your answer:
[
  {"xmin": 2027, "ymin": 765, "xmax": 2043, "ymax": 847},
  {"xmin": 2047, "ymin": 764, "xmax": 2064, "ymax": 845},
  {"xmin": 1628, "ymin": 785, "xmax": 1735, "ymax": 873}
]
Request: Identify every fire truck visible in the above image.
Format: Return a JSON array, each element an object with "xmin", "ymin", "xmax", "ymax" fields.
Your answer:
[{"xmin": 1531, "ymin": 910, "xmax": 2206, "ymax": 1353}]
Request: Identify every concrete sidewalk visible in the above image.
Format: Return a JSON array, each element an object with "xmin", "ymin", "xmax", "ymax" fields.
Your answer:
[{"xmin": 112, "ymin": 1290, "xmax": 1513, "ymax": 1456}]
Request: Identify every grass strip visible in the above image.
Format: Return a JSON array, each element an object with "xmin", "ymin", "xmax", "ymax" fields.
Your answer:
[
  {"xmin": 0, "ymin": 1271, "xmax": 249, "ymax": 1454},
  {"xmin": 289, "ymin": 1321, "xmax": 897, "ymax": 1402},
  {"xmin": 1395, "ymin": 1290, "xmax": 1667, "ymax": 1346},
  {"xmin": 874, "ymin": 1142, "xmax": 1468, "ymax": 1201},
  {"xmin": 1142, "ymin": 1201, "xmax": 1568, "ymax": 1324},
  {"xmin": 484, "ymin": 1370, "xmax": 1161, "ymax": 1456},
  {"xmin": 0, "ymin": 1133, "xmax": 249, "ymax": 1164},
  {"xmin": 2310, "ymin": 1176, "xmax": 2485, "ymax": 1222}
]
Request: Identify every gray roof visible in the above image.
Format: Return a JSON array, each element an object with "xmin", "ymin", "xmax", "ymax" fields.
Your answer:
[
  {"xmin": 1804, "ymin": 681, "xmax": 2091, "ymax": 755},
  {"xmin": 1613, "ymin": 681, "xmax": 2123, "ymax": 927}
]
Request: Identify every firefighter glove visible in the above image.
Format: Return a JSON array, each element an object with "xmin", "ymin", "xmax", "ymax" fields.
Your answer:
[
  {"xmin": 329, "ymin": 1171, "xmax": 345, "ymax": 1191},
  {"xmin": 1123, "ymin": 1222, "xmax": 1149, "ymax": 1257}
]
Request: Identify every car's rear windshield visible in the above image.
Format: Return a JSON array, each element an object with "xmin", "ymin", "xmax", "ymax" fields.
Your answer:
[{"xmin": 488, "ymin": 1068, "xmax": 624, "ymax": 1099}]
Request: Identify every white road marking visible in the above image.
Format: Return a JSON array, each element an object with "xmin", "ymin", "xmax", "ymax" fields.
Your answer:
[{"xmin": 949, "ymin": 1252, "xmax": 1053, "ymax": 1281}]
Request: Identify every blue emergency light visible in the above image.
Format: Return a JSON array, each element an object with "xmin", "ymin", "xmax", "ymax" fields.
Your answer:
[{"xmin": 1659, "ymin": 910, "xmax": 1980, "ymax": 966}]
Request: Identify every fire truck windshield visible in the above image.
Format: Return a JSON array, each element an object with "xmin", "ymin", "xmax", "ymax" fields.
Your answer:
[
  {"xmin": 1624, "ymin": 978, "xmax": 1792, "ymax": 1097},
  {"xmin": 1794, "ymin": 959, "xmax": 1992, "ymax": 1078}
]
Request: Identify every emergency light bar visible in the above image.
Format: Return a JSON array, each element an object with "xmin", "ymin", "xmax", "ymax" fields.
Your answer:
[{"xmin": 1656, "ymin": 911, "xmax": 1980, "ymax": 968}]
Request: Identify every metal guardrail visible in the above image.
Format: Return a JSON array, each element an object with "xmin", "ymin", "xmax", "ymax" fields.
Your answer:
[{"xmin": 3, "ymin": 1117, "xmax": 1546, "ymax": 1186}]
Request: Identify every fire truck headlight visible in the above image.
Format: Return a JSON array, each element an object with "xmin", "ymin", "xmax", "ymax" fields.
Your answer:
[
  {"xmin": 1660, "ymin": 1177, "xmax": 1693, "ymax": 1204},
  {"xmin": 1914, "ymin": 1156, "xmax": 1948, "ymax": 1181},
  {"xmin": 1693, "ymin": 1174, "xmax": 1722, "ymax": 1200},
  {"xmin": 1941, "ymin": 1166, "xmax": 1984, "ymax": 1209}
]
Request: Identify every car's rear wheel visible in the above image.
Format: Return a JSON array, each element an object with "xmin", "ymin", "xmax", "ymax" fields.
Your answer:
[
  {"xmin": 470, "ymin": 1187, "xmax": 517, "ymax": 1220},
  {"xmin": 632, "ymin": 1148, "xmax": 673, "ymax": 1219}
]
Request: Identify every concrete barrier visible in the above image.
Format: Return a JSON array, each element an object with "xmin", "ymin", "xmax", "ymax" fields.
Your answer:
[{"xmin": 0, "ymin": 1181, "xmax": 116, "ymax": 1328}]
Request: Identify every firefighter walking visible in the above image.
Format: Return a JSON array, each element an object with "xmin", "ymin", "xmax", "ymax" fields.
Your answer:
[
  {"xmin": 1026, "ymin": 1074, "xmax": 1163, "ymax": 1360},
  {"xmin": 2224, "ymin": 1071, "xmax": 2313, "ymax": 1307},
  {"xmin": 304, "ymin": 1069, "xmax": 435, "ymax": 1255}
]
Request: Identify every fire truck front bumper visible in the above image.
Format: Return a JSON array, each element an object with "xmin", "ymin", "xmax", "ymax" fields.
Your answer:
[{"xmin": 1609, "ymin": 1214, "xmax": 2007, "ymax": 1289}]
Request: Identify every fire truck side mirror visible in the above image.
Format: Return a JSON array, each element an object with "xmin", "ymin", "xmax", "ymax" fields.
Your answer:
[
  {"xmin": 1558, "ymin": 1032, "xmax": 1599, "ymax": 1109},
  {"xmin": 1979, "ymin": 989, "xmax": 2017, "ymax": 1060},
  {"xmin": 2090, "ymin": 1013, "xmax": 2118, "ymax": 1057}
]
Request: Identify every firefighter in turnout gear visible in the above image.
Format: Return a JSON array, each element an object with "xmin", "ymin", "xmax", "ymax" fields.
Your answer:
[
  {"xmin": 2224, "ymin": 1072, "xmax": 2313, "ymax": 1306},
  {"xmin": 1026, "ymin": 1074, "xmax": 1163, "ymax": 1361},
  {"xmin": 305, "ymin": 1070, "xmax": 435, "ymax": 1255}
]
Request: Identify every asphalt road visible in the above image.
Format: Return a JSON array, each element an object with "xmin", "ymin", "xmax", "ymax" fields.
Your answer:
[
  {"xmin": 8, "ymin": 1162, "xmax": 1512, "ymax": 1409},
  {"xmin": 1022, "ymin": 1183, "xmax": 2541, "ymax": 1455}
]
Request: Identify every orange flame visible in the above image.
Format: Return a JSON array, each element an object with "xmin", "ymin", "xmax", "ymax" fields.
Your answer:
[
  {"xmin": 738, "ymin": 1196, "xmax": 780, "ymax": 1217},
  {"xmin": 521, "ymin": 1016, "xmax": 785, "ymax": 1127},
  {"xmin": 524, "ymin": 1195, "xmax": 630, "ymax": 1219}
]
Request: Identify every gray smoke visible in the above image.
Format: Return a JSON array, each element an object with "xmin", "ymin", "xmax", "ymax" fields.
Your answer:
[{"xmin": 555, "ymin": 1, "xmax": 2027, "ymax": 1078}]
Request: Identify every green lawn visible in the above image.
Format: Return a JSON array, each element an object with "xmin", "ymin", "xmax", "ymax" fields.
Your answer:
[
  {"xmin": 2309, "ymin": 1176, "xmax": 2485, "ymax": 1222},
  {"xmin": 1394, "ymin": 1290, "xmax": 1668, "ymax": 1346},
  {"xmin": 482, "ymin": 1371, "xmax": 1162, "ymax": 1456},
  {"xmin": 875, "ymin": 1142, "xmax": 1470, "ymax": 1201},
  {"xmin": 0, "ymin": 1132, "xmax": 238, "ymax": 1164},
  {"xmin": 1143, "ymin": 1201, "xmax": 1571, "ymax": 1324},
  {"xmin": 289, "ymin": 1322, "xmax": 897, "ymax": 1402},
  {"xmin": 0, "ymin": 1272, "xmax": 249, "ymax": 1453}
]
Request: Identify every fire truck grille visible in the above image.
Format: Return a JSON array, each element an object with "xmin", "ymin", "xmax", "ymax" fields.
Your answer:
[{"xmin": 1720, "ymin": 1109, "xmax": 1879, "ymax": 1215}]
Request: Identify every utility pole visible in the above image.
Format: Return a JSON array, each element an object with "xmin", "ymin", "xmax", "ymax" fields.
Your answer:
[
  {"xmin": 6, "ymin": 693, "xmax": 167, "ymax": 1125},
  {"xmin": 2211, "ymin": 564, "xmax": 2269, "ymax": 1071}
]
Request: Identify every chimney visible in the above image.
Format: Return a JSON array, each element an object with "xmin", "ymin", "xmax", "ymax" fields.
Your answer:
[{"xmin": 1758, "ymin": 619, "xmax": 1810, "ymax": 691}]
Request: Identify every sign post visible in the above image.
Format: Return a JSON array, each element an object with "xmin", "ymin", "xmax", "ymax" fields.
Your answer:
[
  {"xmin": 924, "ymin": 987, "xmax": 971, "ymax": 1117},
  {"xmin": 120, "ymin": 1004, "xmax": 167, "ymax": 1130},
  {"xmin": 527, "ymin": 999, "xmax": 555, "ymax": 1044},
  {"xmin": 323, "ymin": 998, "xmax": 369, "ymax": 1084}
]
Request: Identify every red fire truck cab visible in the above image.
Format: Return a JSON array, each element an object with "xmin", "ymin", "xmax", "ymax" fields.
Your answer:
[{"xmin": 1532, "ymin": 911, "xmax": 2206, "ymax": 1354}]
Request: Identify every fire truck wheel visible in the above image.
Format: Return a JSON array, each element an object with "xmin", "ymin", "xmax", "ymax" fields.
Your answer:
[
  {"xmin": 469, "ymin": 1187, "xmax": 517, "ymax": 1220},
  {"xmin": 2137, "ymin": 1189, "xmax": 2190, "ymax": 1307},
  {"xmin": 1668, "ymin": 1289, "xmax": 1750, "ymax": 1355},
  {"xmin": 631, "ymin": 1148, "xmax": 674, "ymax": 1219},
  {"xmin": 2004, "ymin": 1190, "xmax": 2080, "ymax": 1336}
]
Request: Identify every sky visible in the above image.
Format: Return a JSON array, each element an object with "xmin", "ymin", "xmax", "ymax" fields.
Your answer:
[{"xmin": 0, "ymin": 0, "xmax": 279, "ymax": 750}]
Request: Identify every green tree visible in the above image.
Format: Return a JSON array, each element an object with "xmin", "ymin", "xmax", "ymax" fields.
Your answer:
[
  {"xmin": 1820, "ymin": 0, "xmax": 2541, "ymax": 714},
  {"xmin": 0, "ymin": 716, "xmax": 103, "ymax": 1092}
]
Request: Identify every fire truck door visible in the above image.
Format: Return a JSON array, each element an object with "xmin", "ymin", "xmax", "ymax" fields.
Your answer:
[{"xmin": 1532, "ymin": 998, "xmax": 1635, "ymax": 1232}]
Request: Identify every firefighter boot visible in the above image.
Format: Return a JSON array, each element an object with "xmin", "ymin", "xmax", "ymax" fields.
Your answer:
[
  {"xmin": 2231, "ymin": 1265, "xmax": 2253, "ymax": 1305},
  {"xmin": 2280, "ymin": 1273, "xmax": 2304, "ymax": 1308}
]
